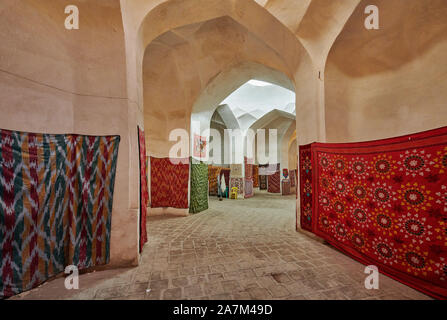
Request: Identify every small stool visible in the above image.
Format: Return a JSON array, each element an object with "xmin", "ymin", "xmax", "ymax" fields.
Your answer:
[{"xmin": 230, "ymin": 187, "xmax": 238, "ymax": 199}]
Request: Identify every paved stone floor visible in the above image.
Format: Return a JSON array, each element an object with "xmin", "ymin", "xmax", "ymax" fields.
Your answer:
[{"xmin": 12, "ymin": 191, "xmax": 430, "ymax": 300}]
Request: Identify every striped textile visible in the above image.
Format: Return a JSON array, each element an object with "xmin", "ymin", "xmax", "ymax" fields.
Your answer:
[
  {"xmin": 150, "ymin": 157, "xmax": 189, "ymax": 208},
  {"xmin": 0, "ymin": 129, "xmax": 120, "ymax": 299}
]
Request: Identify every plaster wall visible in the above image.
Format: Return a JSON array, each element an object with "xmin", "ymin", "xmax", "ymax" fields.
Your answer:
[
  {"xmin": 0, "ymin": 0, "xmax": 140, "ymax": 266},
  {"xmin": 325, "ymin": 0, "xmax": 447, "ymax": 142}
]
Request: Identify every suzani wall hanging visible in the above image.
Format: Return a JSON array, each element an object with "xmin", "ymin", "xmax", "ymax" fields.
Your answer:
[
  {"xmin": 0, "ymin": 129, "xmax": 120, "ymax": 299},
  {"xmin": 299, "ymin": 126, "xmax": 447, "ymax": 299}
]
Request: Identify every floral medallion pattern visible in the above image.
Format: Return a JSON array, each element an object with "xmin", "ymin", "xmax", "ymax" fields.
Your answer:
[{"xmin": 300, "ymin": 127, "xmax": 447, "ymax": 299}]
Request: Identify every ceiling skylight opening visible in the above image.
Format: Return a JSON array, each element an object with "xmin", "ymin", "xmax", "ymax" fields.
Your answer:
[{"xmin": 247, "ymin": 79, "xmax": 273, "ymax": 87}]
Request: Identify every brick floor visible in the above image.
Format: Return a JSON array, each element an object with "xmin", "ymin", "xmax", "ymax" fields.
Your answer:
[{"xmin": 10, "ymin": 191, "xmax": 431, "ymax": 300}]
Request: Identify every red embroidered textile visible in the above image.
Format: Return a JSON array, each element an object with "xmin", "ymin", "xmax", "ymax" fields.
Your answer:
[
  {"xmin": 138, "ymin": 128, "xmax": 148, "ymax": 252},
  {"xmin": 150, "ymin": 157, "xmax": 189, "ymax": 208},
  {"xmin": 299, "ymin": 144, "xmax": 313, "ymax": 232},
  {"xmin": 306, "ymin": 127, "xmax": 447, "ymax": 299}
]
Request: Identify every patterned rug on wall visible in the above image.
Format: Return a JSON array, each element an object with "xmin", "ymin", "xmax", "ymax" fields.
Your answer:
[
  {"xmin": 245, "ymin": 179, "xmax": 254, "ymax": 198},
  {"xmin": 230, "ymin": 163, "xmax": 243, "ymax": 177},
  {"xmin": 253, "ymin": 165, "xmax": 259, "ymax": 188},
  {"xmin": 244, "ymin": 157, "xmax": 253, "ymax": 179},
  {"xmin": 150, "ymin": 157, "xmax": 189, "ymax": 208},
  {"xmin": 0, "ymin": 129, "xmax": 120, "ymax": 299},
  {"xmin": 189, "ymin": 161, "xmax": 208, "ymax": 213},
  {"xmin": 137, "ymin": 127, "xmax": 148, "ymax": 253},
  {"xmin": 282, "ymin": 179, "xmax": 291, "ymax": 195},
  {"xmin": 299, "ymin": 144, "xmax": 313, "ymax": 232},
  {"xmin": 259, "ymin": 175, "xmax": 267, "ymax": 190},
  {"xmin": 230, "ymin": 177, "xmax": 244, "ymax": 197},
  {"xmin": 289, "ymin": 169, "xmax": 297, "ymax": 195},
  {"xmin": 268, "ymin": 164, "xmax": 281, "ymax": 194},
  {"xmin": 290, "ymin": 169, "xmax": 296, "ymax": 187},
  {"xmin": 302, "ymin": 126, "xmax": 447, "ymax": 299},
  {"xmin": 208, "ymin": 165, "xmax": 222, "ymax": 196}
]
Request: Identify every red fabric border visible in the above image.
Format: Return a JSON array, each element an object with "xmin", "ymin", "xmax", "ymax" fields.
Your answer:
[
  {"xmin": 137, "ymin": 127, "xmax": 148, "ymax": 253},
  {"xmin": 299, "ymin": 144, "xmax": 313, "ymax": 232},
  {"xmin": 310, "ymin": 126, "xmax": 447, "ymax": 299}
]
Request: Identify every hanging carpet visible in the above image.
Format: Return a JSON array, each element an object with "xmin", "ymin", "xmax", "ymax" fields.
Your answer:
[
  {"xmin": 189, "ymin": 160, "xmax": 208, "ymax": 213},
  {"xmin": 0, "ymin": 129, "xmax": 120, "ymax": 299},
  {"xmin": 253, "ymin": 165, "xmax": 259, "ymax": 188},
  {"xmin": 150, "ymin": 157, "xmax": 189, "ymax": 208},
  {"xmin": 267, "ymin": 164, "xmax": 281, "ymax": 194},
  {"xmin": 137, "ymin": 127, "xmax": 148, "ymax": 253},
  {"xmin": 301, "ymin": 126, "xmax": 447, "ymax": 299},
  {"xmin": 208, "ymin": 166, "xmax": 222, "ymax": 196}
]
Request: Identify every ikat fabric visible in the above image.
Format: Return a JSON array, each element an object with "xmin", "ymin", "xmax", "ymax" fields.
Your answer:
[
  {"xmin": 303, "ymin": 127, "xmax": 447, "ymax": 299},
  {"xmin": 138, "ymin": 127, "xmax": 148, "ymax": 253},
  {"xmin": 0, "ymin": 129, "xmax": 120, "ymax": 299},
  {"xmin": 189, "ymin": 161, "xmax": 208, "ymax": 214},
  {"xmin": 150, "ymin": 157, "xmax": 189, "ymax": 208}
]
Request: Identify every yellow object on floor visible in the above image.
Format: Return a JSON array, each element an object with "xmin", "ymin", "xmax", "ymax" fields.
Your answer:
[{"xmin": 230, "ymin": 187, "xmax": 238, "ymax": 199}]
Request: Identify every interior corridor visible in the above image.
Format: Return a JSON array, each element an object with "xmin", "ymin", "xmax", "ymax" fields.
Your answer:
[{"xmin": 11, "ymin": 193, "xmax": 430, "ymax": 300}]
